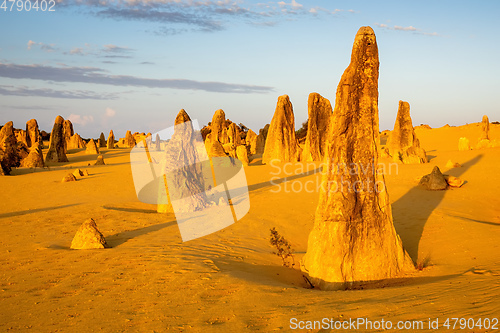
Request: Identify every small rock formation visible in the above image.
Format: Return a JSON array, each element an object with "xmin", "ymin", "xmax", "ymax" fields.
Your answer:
[
  {"xmin": 444, "ymin": 175, "xmax": 464, "ymax": 188},
  {"xmin": 418, "ymin": 166, "xmax": 448, "ymax": 190},
  {"xmin": 245, "ymin": 129, "xmax": 258, "ymax": 155},
  {"xmin": 155, "ymin": 133, "xmax": 161, "ymax": 151},
  {"xmin": 158, "ymin": 109, "xmax": 209, "ymax": 214},
  {"xmin": 94, "ymin": 155, "xmax": 105, "ymax": 165},
  {"xmin": 62, "ymin": 119, "xmax": 74, "ymax": 152},
  {"xmin": 99, "ymin": 132, "xmax": 106, "ymax": 148},
  {"xmin": 445, "ymin": 160, "xmax": 461, "ymax": 168},
  {"xmin": 107, "ymin": 130, "xmax": 115, "ymax": 149},
  {"xmin": 68, "ymin": 133, "xmax": 86, "ymax": 149},
  {"xmin": 62, "ymin": 173, "xmax": 77, "ymax": 182},
  {"xmin": 262, "ymin": 95, "xmax": 299, "ymax": 164},
  {"xmin": 480, "ymin": 115, "xmax": 489, "ymax": 140},
  {"xmin": 85, "ymin": 139, "xmax": 100, "ymax": 154},
  {"xmin": 73, "ymin": 168, "xmax": 85, "ymax": 178},
  {"xmin": 211, "ymin": 109, "xmax": 227, "ymax": 144},
  {"xmin": 45, "ymin": 116, "xmax": 69, "ymax": 163},
  {"xmin": 302, "ymin": 92, "xmax": 333, "ymax": 162},
  {"xmin": 236, "ymin": 145, "xmax": 249, "ymax": 166},
  {"xmin": 301, "ymin": 27, "xmax": 414, "ymax": 290},
  {"xmin": 385, "ymin": 101, "xmax": 427, "ymax": 164},
  {"xmin": 227, "ymin": 123, "xmax": 241, "ymax": 146},
  {"xmin": 70, "ymin": 218, "xmax": 109, "ymax": 249},
  {"xmin": 25, "ymin": 119, "xmax": 42, "ymax": 148},
  {"xmin": 0, "ymin": 121, "xmax": 20, "ymax": 174},
  {"xmin": 125, "ymin": 130, "xmax": 136, "ymax": 148},
  {"xmin": 20, "ymin": 142, "xmax": 44, "ymax": 168},
  {"xmin": 458, "ymin": 137, "xmax": 470, "ymax": 151},
  {"xmin": 255, "ymin": 124, "xmax": 269, "ymax": 155}
]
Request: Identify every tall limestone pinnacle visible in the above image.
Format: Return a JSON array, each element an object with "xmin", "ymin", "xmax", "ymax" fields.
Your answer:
[
  {"xmin": 302, "ymin": 92, "xmax": 332, "ymax": 162},
  {"xmin": 262, "ymin": 95, "xmax": 299, "ymax": 164},
  {"xmin": 385, "ymin": 101, "xmax": 427, "ymax": 164},
  {"xmin": 45, "ymin": 116, "xmax": 69, "ymax": 163},
  {"xmin": 301, "ymin": 27, "xmax": 414, "ymax": 290}
]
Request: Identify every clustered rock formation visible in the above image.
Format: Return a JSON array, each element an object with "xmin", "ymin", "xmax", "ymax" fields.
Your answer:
[
  {"xmin": 45, "ymin": 116, "xmax": 69, "ymax": 163},
  {"xmin": 301, "ymin": 26, "xmax": 414, "ymax": 290},
  {"xmin": 255, "ymin": 124, "xmax": 269, "ymax": 155},
  {"xmin": 125, "ymin": 130, "xmax": 136, "ymax": 148},
  {"xmin": 262, "ymin": 95, "xmax": 300, "ymax": 164},
  {"xmin": 301, "ymin": 92, "xmax": 332, "ymax": 162},
  {"xmin": 385, "ymin": 101, "xmax": 427, "ymax": 164},
  {"xmin": 0, "ymin": 122, "xmax": 20, "ymax": 175}
]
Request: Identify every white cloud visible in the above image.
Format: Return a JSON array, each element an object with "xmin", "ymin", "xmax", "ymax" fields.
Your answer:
[
  {"xmin": 70, "ymin": 47, "xmax": 84, "ymax": 55},
  {"xmin": 374, "ymin": 23, "xmax": 440, "ymax": 36},
  {"xmin": 105, "ymin": 107, "xmax": 116, "ymax": 117},
  {"xmin": 27, "ymin": 40, "xmax": 36, "ymax": 50},
  {"xmin": 394, "ymin": 25, "xmax": 417, "ymax": 31},
  {"xmin": 68, "ymin": 114, "xmax": 94, "ymax": 126}
]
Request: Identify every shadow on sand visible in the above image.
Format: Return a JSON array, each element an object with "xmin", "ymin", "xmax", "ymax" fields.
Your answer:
[
  {"xmin": 392, "ymin": 154, "xmax": 483, "ymax": 263},
  {"xmin": 0, "ymin": 203, "xmax": 81, "ymax": 219}
]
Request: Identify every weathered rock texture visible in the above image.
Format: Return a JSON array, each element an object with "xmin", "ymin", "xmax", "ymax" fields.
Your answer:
[
  {"xmin": 211, "ymin": 109, "xmax": 227, "ymax": 144},
  {"xmin": 255, "ymin": 124, "xmax": 269, "ymax": 155},
  {"xmin": 125, "ymin": 131, "xmax": 136, "ymax": 148},
  {"xmin": 385, "ymin": 101, "xmax": 427, "ymax": 164},
  {"xmin": 480, "ymin": 115, "xmax": 489, "ymax": 141},
  {"xmin": 26, "ymin": 119, "xmax": 42, "ymax": 148},
  {"xmin": 236, "ymin": 145, "xmax": 249, "ymax": 166},
  {"xmin": 68, "ymin": 133, "xmax": 86, "ymax": 149},
  {"xmin": 155, "ymin": 134, "xmax": 161, "ymax": 151},
  {"xmin": 245, "ymin": 129, "xmax": 258, "ymax": 155},
  {"xmin": 158, "ymin": 109, "xmax": 209, "ymax": 213},
  {"xmin": 62, "ymin": 119, "xmax": 74, "ymax": 152},
  {"xmin": 14, "ymin": 129, "xmax": 27, "ymax": 146},
  {"xmin": 205, "ymin": 137, "xmax": 227, "ymax": 158},
  {"xmin": 85, "ymin": 139, "xmax": 100, "ymax": 155},
  {"xmin": 107, "ymin": 130, "xmax": 115, "ymax": 149},
  {"xmin": 458, "ymin": 137, "xmax": 470, "ymax": 151},
  {"xmin": 419, "ymin": 166, "xmax": 448, "ymax": 190},
  {"xmin": 262, "ymin": 95, "xmax": 299, "ymax": 164},
  {"xmin": 227, "ymin": 123, "xmax": 241, "ymax": 146},
  {"xmin": 0, "ymin": 121, "xmax": 20, "ymax": 175},
  {"xmin": 302, "ymin": 92, "xmax": 333, "ymax": 162},
  {"xmin": 70, "ymin": 218, "xmax": 109, "ymax": 249},
  {"xmin": 301, "ymin": 27, "xmax": 414, "ymax": 290},
  {"xmin": 45, "ymin": 116, "xmax": 69, "ymax": 163},
  {"xmin": 21, "ymin": 142, "xmax": 44, "ymax": 168},
  {"xmin": 94, "ymin": 155, "xmax": 105, "ymax": 165},
  {"xmin": 99, "ymin": 132, "xmax": 106, "ymax": 148}
]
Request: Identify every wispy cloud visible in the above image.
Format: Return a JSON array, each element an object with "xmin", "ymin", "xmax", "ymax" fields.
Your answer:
[
  {"xmin": 55, "ymin": 0, "xmax": 355, "ymax": 35},
  {"xmin": 27, "ymin": 40, "xmax": 57, "ymax": 52},
  {"xmin": 374, "ymin": 23, "xmax": 440, "ymax": 36},
  {"xmin": 68, "ymin": 114, "xmax": 94, "ymax": 126},
  {"xmin": 0, "ymin": 84, "xmax": 119, "ymax": 100},
  {"xmin": 0, "ymin": 62, "xmax": 274, "ymax": 94}
]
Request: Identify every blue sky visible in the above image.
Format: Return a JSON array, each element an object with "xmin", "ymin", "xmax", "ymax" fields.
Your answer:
[{"xmin": 1, "ymin": 0, "xmax": 499, "ymax": 139}]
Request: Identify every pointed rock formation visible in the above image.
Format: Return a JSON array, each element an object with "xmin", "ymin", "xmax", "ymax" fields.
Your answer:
[
  {"xmin": 255, "ymin": 124, "xmax": 269, "ymax": 155},
  {"xmin": 125, "ymin": 130, "xmax": 136, "ymax": 148},
  {"xmin": 25, "ymin": 119, "xmax": 42, "ymax": 148},
  {"xmin": 68, "ymin": 133, "xmax": 86, "ymax": 149},
  {"xmin": 62, "ymin": 173, "xmax": 77, "ymax": 182},
  {"xmin": 20, "ymin": 142, "xmax": 44, "ymax": 168},
  {"xmin": 245, "ymin": 129, "xmax": 258, "ymax": 155},
  {"xmin": 227, "ymin": 123, "xmax": 241, "ymax": 146},
  {"xmin": 302, "ymin": 93, "xmax": 333, "ymax": 162},
  {"xmin": 45, "ymin": 116, "xmax": 69, "ymax": 163},
  {"xmin": 70, "ymin": 218, "xmax": 109, "ymax": 249},
  {"xmin": 211, "ymin": 109, "xmax": 227, "ymax": 144},
  {"xmin": 0, "ymin": 121, "xmax": 20, "ymax": 175},
  {"xmin": 419, "ymin": 166, "xmax": 448, "ymax": 190},
  {"xmin": 301, "ymin": 27, "xmax": 414, "ymax": 290},
  {"xmin": 99, "ymin": 132, "xmax": 106, "ymax": 148},
  {"xmin": 107, "ymin": 130, "xmax": 115, "ymax": 149},
  {"xmin": 458, "ymin": 137, "xmax": 470, "ymax": 151},
  {"xmin": 158, "ymin": 109, "xmax": 209, "ymax": 213},
  {"xmin": 385, "ymin": 101, "xmax": 427, "ymax": 164},
  {"xmin": 480, "ymin": 115, "xmax": 489, "ymax": 141},
  {"xmin": 155, "ymin": 133, "xmax": 161, "ymax": 151},
  {"xmin": 85, "ymin": 139, "xmax": 100, "ymax": 154},
  {"xmin": 262, "ymin": 95, "xmax": 299, "ymax": 164},
  {"xmin": 62, "ymin": 119, "xmax": 74, "ymax": 152}
]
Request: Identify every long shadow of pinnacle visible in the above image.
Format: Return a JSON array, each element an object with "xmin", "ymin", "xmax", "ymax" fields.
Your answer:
[{"xmin": 392, "ymin": 154, "xmax": 483, "ymax": 262}]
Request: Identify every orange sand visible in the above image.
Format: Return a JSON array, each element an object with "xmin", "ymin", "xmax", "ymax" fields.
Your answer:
[{"xmin": 0, "ymin": 123, "xmax": 499, "ymax": 332}]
